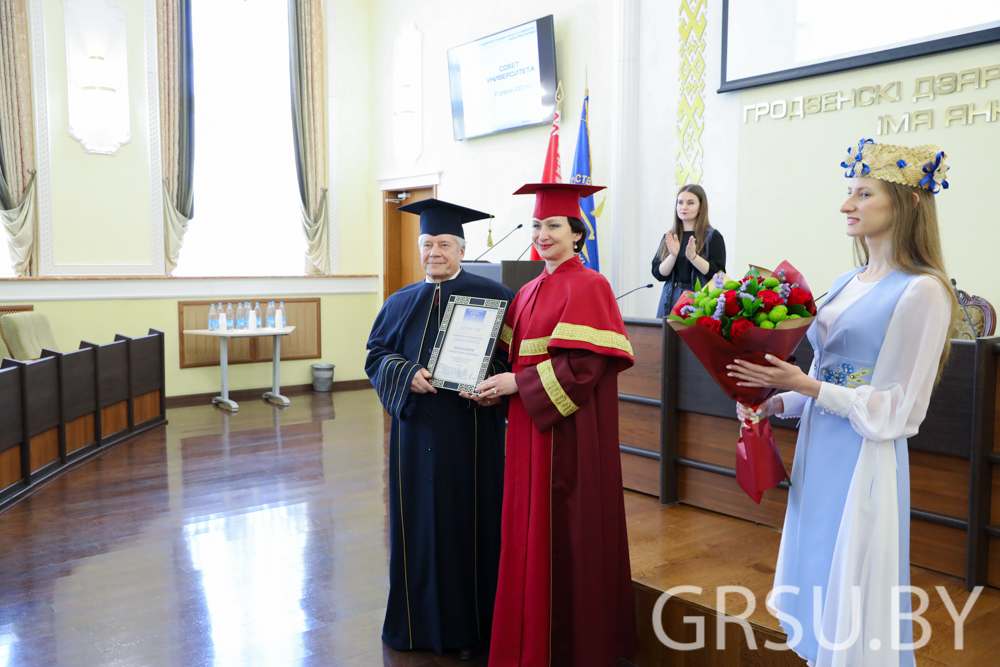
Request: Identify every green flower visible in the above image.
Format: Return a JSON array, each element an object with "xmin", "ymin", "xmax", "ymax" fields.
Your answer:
[
  {"xmin": 788, "ymin": 314, "xmax": 801, "ymax": 319},
  {"xmin": 706, "ymin": 298, "xmax": 719, "ymax": 314},
  {"xmin": 768, "ymin": 305, "xmax": 788, "ymax": 323},
  {"xmin": 763, "ymin": 277, "xmax": 780, "ymax": 288},
  {"xmin": 759, "ymin": 320, "xmax": 776, "ymax": 330},
  {"xmin": 709, "ymin": 288, "xmax": 724, "ymax": 299},
  {"xmin": 754, "ymin": 312, "xmax": 769, "ymax": 325},
  {"xmin": 724, "ymin": 280, "xmax": 740, "ymax": 290}
]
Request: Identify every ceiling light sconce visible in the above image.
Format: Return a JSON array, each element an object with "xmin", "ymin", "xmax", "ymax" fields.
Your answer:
[{"xmin": 63, "ymin": 0, "xmax": 131, "ymax": 155}]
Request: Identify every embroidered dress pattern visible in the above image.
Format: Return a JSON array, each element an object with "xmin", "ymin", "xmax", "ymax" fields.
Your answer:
[
  {"xmin": 537, "ymin": 359, "xmax": 579, "ymax": 417},
  {"xmin": 821, "ymin": 363, "xmax": 873, "ymax": 388}
]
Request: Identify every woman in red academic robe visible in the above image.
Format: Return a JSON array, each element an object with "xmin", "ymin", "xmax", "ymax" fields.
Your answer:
[{"xmin": 462, "ymin": 183, "xmax": 637, "ymax": 666}]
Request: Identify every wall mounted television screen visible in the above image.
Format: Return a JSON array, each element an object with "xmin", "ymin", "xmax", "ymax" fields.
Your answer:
[
  {"xmin": 720, "ymin": 0, "xmax": 1000, "ymax": 91},
  {"xmin": 447, "ymin": 15, "xmax": 557, "ymax": 141}
]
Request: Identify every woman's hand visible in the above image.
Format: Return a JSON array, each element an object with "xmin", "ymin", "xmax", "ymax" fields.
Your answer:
[
  {"xmin": 664, "ymin": 233, "xmax": 681, "ymax": 258},
  {"xmin": 726, "ymin": 355, "xmax": 821, "ymax": 399},
  {"xmin": 459, "ymin": 372, "xmax": 519, "ymax": 407},
  {"xmin": 736, "ymin": 396, "xmax": 784, "ymax": 422},
  {"xmin": 684, "ymin": 236, "xmax": 698, "ymax": 261}
]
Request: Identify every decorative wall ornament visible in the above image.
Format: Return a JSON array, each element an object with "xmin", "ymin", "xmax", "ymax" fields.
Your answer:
[
  {"xmin": 30, "ymin": 0, "xmax": 165, "ymax": 276},
  {"xmin": 62, "ymin": 0, "xmax": 132, "ymax": 155},
  {"xmin": 391, "ymin": 23, "xmax": 422, "ymax": 167},
  {"xmin": 677, "ymin": 0, "xmax": 706, "ymax": 187}
]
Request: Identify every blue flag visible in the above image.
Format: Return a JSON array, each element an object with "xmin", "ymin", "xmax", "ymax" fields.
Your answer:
[{"xmin": 571, "ymin": 91, "xmax": 600, "ymax": 271}]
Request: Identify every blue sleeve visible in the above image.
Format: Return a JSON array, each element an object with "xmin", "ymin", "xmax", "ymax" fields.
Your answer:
[{"xmin": 365, "ymin": 302, "xmax": 421, "ymax": 421}]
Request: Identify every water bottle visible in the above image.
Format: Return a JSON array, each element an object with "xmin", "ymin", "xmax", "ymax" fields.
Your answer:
[
  {"xmin": 208, "ymin": 303, "xmax": 218, "ymax": 331},
  {"xmin": 243, "ymin": 302, "xmax": 251, "ymax": 329},
  {"xmin": 265, "ymin": 302, "xmax": 275, "ymax": 329},
  {"xmin": 225, "ymin": 303, "xmax": 235, "ymax": 331},
  {"xmin": 277, "ymin": 301, "xmax": 286, "ymax": 329},
  {"xmin": 218, "ymin": 302, "xmax": 228, "ymax": 331},
  {"xmin": 237, "ymin": 302, "xmax": 246, "ymax": 330},
  {"xmin": 254, "ymin": 302, "xmax": 263, "ymax": 329}
]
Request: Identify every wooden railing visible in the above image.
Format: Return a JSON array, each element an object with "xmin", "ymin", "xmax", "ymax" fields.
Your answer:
[
  {"xmin": 0, "ymin": 328, "xmax": 167, "ymax": 511},
  {"xmin": 618, "ymin": 318, "xmax": 1000, "ymax": 591}
]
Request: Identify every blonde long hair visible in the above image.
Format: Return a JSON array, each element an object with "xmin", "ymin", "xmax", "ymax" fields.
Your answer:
[
  {"xmin": 852, "ymin": 180, "xmax": 959, "ymax": 383},
  {"xmin": 659, "ymin": 185, "xmax": 712, "ymax": 260}
]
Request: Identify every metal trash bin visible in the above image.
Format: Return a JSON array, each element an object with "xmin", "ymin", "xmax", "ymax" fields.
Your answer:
[{"xmin": 311, "ymin": 363, "xmax": 335, "ymax": 392}]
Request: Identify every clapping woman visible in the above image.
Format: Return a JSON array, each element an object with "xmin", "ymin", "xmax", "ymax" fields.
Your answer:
[
  {"xmin": 727, "ymin": 140, "xmax": 958, "ymax": 667},
  {"xmin": 653, "ymin": 184, "xmax": 727, "ymax": 317}
]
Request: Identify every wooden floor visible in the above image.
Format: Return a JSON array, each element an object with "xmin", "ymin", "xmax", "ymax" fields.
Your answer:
[{"xmin": 0, "ymin": 388, "xmax": 997, "ymax": 666}]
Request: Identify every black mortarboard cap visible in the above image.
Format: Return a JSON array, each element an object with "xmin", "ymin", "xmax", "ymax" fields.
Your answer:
[{"xmin": 396, "ymin": 198, "xmax": 491, "ymax": 238}]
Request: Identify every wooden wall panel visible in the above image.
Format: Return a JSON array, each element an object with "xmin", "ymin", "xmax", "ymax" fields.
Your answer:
[
  {"xmin": 620, "ymin": 323, "xmax": 662, "ymax": 399},
  {"xmin": 255, "ymin": 299, "xmax": 321, "ymax": 363},
  {"xmin": 98, "ymin": 343, "xmax": 130, "ymax": 407},
  {"xmin": 130, "ymin": 336, "xmax": 163, "ymax": 396},
  {"xmin": 29, "ymin": 428, "xmax": 59, "ymax": 472},
  {"xmin": 622, "ymin": 452, "xmax": 659, "ymax": 497},
  {"xmin": 995, "ymin": 362, "xmax": 1000, "ymax": 453},
  {"xmin": 66, "ymin": 414, "xmax": 95, "ymax": 454},
  {"xmin": 989, "ymin": 537, "xmax": 1000, "ymax": 589},
  {"xmin": 910, "ymin": 520, "xmax": 966, "ymax": 579},
  {"xmin": 678, "ymin": 412, "xmax": 797, "ymax": 475},
  {"xmin": 909, "ymin": 450, "xmax": 970, "ymax": 520},
  {"xmin": 179, "ymin": 299, "xmax": 321, "ymax": 368},
  {"xmin": 993, "ymin": 466, "xmax": 1000, "ymax": 526},
  {"xmin": 678, "ymin": 466, "xmax": 788, "ymax": 529},
  {"xmin": 25, "ymin": 358, "xmax": 60, "ymax": 437},
  {"xmin": 0, "ymin": 446, "xmax": 21, "ymax": 491},
  {"xmin": 0, "ymin": 366, "xmax": 23, "ymax": 452},
  {"xmin": 101, "ymin": 401, "xmax": 128, "ymax": 438},
  {"xmin": 620, "ymin": 401, "xmax": 660, "ymax": 453},
  {"xmin": 134, "ymin": 391, "xmax": 161, "ymax": 425},
  {"xmin": 61, "ymin": 348, "xmax": 96, "ymax": 422}
]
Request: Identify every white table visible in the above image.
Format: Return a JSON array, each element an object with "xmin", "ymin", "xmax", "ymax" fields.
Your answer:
[{"xmin": 182, "ymin": 327, "xmax": 296, "ymax": 412}]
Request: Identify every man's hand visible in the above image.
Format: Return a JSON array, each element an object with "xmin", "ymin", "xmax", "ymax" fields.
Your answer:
[{"xmin": 410, "ymin": 368, "xmax": 437, "ymax": 394}]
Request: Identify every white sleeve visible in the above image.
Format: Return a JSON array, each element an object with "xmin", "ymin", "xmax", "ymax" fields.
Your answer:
[
  {"xmin": 814, "ymin": 276, "xmax": 951, "ymax": 442},
  {"xmin": 774, "ymin": 356, "xmax": 817, "ymax": 418}
]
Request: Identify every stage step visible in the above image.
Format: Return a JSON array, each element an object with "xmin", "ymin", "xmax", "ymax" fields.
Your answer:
[{"xmin": 623, "ymin": 491, "xmax": 1000, "ymax": 667}]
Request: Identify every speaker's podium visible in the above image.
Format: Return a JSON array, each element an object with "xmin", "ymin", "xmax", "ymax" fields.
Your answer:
[{"xmin": 461, "ymin": 260, "xmax": 544, "ymax": 295}]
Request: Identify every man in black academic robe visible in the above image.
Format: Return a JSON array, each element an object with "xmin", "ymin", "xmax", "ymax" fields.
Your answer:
[{"xmin": 365, "ymin": 199, "xmax": 513, "ymax": 658}]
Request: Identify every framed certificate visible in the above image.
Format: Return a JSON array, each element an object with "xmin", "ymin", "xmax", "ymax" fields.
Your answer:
[{"xmin": 426, "ymin": 295, "xmax": 509, "ymax": 393}]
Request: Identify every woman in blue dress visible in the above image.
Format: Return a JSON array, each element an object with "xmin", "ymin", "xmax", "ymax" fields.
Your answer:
[{"xmin": 727, "ymin": 139, "xmax": 959, "ymax": 667}]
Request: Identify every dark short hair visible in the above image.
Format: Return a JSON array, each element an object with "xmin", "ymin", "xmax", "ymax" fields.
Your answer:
[{"xmin": 567, "ymin": 217, "xmax": 586, "ymax": 253}]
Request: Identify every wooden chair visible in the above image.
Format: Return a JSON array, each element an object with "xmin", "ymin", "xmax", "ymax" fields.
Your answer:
[{"xmin": 952, "ymin": 289, "xmax": 996, "ymax": 340}]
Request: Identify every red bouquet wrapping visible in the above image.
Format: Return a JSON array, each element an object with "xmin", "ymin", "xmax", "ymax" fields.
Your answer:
[{"xmin": 667, "ymin": 261, "xmax": 816, "ymax": 503}]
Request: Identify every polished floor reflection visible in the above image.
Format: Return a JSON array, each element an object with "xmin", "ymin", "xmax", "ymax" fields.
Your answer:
[{"xmin": 0, "ymin": 390, "xmax": 488, "ymax": 666}]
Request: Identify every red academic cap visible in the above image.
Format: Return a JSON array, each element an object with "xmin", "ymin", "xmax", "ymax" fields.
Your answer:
[{"xmin": 513, "ymin": 182, "xmax": 606, "ymax": 220}]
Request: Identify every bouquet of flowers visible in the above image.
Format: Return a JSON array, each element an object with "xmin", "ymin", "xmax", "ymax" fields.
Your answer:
[{"xmin": 667, "ymin": 261, "xmax": 817, "ymax": 503}]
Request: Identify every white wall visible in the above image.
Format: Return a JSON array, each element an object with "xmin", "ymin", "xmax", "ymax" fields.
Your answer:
[{"xmin": 370, "ymin": 0, "xmax": 616, "ymax": 269}]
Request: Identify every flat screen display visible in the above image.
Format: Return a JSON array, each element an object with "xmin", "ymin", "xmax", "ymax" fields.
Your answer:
[
  {"xmin": 447, "ymin": 15, "xmax": 557, "ymax": 141},
  {"xmin": 721, "ymin": 0, "xmax": 1000, "ymax": 91}
]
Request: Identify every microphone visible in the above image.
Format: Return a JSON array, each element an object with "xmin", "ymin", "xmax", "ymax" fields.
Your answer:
[
  {"xmin": 516, "ymin": 243, "xmax": 533, "ymax": 260},
  {"xmin": 952, "ymin": 278, "xmax": 977, "ymax": 335},
  {"xmin": 616, "ymin": 284, "xmax": 654, "ymax": 300},
  {"xmin": 473, "ymin": 224, "xmax": 524, "ymax": 261}
]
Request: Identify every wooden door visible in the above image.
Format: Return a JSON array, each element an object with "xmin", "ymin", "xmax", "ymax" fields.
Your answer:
[{"xmin": 383, "ymin": 186, "xmax": 436, "ymax": 300}]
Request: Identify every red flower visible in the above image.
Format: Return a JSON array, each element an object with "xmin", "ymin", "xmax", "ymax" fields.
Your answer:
[
  {"xmin": 670, "ymin": 293, "xmax": 696, "ymax": 318},
  {"xmin": 758, "ymin": 289, "xmax": 782, "ymax": 313},
  {"xmin": 697, "ymin": 316, "xmax": 722, "ymax": 335},
  {"xmin": 730, "ymin": 318, "xmax": 754, "ymax": 339},
  {"xmin": 723, "ymin": 290, "xmax": 740, "ymax": 317},
  {"xmin": 788, "ymin": 287, "xmax": 816, "ymax": 315}
]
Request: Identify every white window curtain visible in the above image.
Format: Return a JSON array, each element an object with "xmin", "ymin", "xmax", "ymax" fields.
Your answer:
[{"xmin": 0, "ymin": 0, "xmax": 37, "ymax": 277}]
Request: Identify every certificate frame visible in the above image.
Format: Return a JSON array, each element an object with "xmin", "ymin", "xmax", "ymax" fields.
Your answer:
[{"xmin": 426, "ymin": 295, "xmax": 509, "ymax": 393}]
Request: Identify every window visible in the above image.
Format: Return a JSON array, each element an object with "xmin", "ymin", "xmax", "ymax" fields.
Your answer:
[{"xmin": 173, "ymin": 0, "xmax": 306, "ymax": 277}]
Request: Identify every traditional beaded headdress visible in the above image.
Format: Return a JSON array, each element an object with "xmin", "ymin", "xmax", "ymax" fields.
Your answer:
[{"xmin": 841, "ymin": 138, "xmax": 949, "ymax": 194}]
